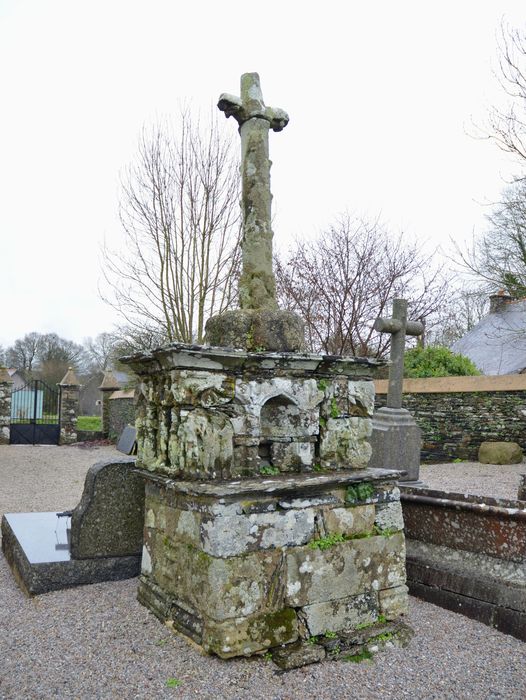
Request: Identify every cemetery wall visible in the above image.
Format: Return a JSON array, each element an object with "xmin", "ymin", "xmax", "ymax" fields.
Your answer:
[
  {"xmin": 108, "ymin": 390, "xmax": 135, "ymax": 440},
  {"xmin": 375, "ymin": 375, "xmax": 526, "ymax": 462}
]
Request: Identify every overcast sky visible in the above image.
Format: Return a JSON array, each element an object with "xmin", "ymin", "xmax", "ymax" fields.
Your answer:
[{"xmin": 1, "ymin": 0, "xmax": 525, "ymax": 348}]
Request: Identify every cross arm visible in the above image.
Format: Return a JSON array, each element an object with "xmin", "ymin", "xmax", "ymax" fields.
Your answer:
[
  {"xmin": 265, "ymin": 106, "xmax": 289, "ymax": 132},
  {"xmin": 217, "ymin": 93, "xmax": 245, "ymax": 123},
  {"xmin": 374, "ymin": 317, "xmax": 423, "ymax": 337},
  {"xmin": 374, "ymin": 318, "xmax": 402, "ymax": 334},
  {"xmin": 406, "ymin": 320, "xmax": 424, "ymax": 336}
]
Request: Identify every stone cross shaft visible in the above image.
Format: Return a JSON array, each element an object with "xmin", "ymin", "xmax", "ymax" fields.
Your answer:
[
  {"xmin": 374, "ymin": 298, "xmax": 424, "ymax": 409},
  {"xmin": 218, "ymin": 72, "xmax": 289, "ymax": 311}
]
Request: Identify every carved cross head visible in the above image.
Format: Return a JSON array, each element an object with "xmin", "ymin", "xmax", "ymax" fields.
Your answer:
[{"xmin": 218, "ymin": 72, "xmax": 289, "ymax": 132}]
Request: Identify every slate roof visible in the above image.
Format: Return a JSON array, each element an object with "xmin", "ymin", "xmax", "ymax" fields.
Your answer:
[{"xmin": 452, "ymin": 299, "xmax": 526, "ymax": 375}]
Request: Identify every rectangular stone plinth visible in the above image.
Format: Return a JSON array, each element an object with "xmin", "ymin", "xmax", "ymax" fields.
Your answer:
[
  {"xmin": 137, "ymin": 468, "xmax": 409, "ymax": 661},
  {"xmin": 122, "ymin": 344, "xmax": 384, "ymax": 480}
]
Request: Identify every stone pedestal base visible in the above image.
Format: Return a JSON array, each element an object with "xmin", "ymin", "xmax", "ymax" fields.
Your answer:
[
  {"xmin": 205, "ymin": 308, "xmax": 305, "ymax": 352},
  {"xmin": 138, "ymin": 468, "xmax": 410, "ymax": 667},
  {"xmin": 368, "ymin": 407, "xmax": 423, "ymax": 484}
]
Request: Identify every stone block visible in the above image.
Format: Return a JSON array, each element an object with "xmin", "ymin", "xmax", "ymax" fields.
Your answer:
[
  {"xmin": 232, "ymin": 444, "xmax": 259, "ymax": 477},
  {"xmin": 319, "ymin": 417, "xmax": 372, "ymax": 469},
  {"xmin": 301, "ymin": 592, "xmax": 378, "ymax": 636},
  {"xmin": 202, "ymin": 607, "xmax": 299, "ymax": 658},
  {"xmin": 70, "ymin": 458, "xmax": 144, "ymax": 559},
  {"xmin": 170, "ymin": 371, "xmax": 234, "ymax": 407},
  {"xmin": 322, "ymin": 505, "xmax": 376, "ymax": 536},
  {"xmin": 200, "ymin": 509, "xmax": 315, "ymax": 556},
  {"xmin": 171, "ymin": 408, "xmax": 234, "ymax": 478},
  {"xmin": 271, "ymin": 640, "xmax": 326, "ymax": 669},
  {"xmin": 270, "ymin": 441, "xmax": 314, "ymax": 471},
  {"xmin": 152, "ymin": 540, "xmax": 283, "ymax": 621},
  {"xmin": 379, "ymin": 584, "xmax": 409, "ymax": 619},
  {"xmin": 348, "ymin": 380, "xmax": 375, "ymax": 417},
  {"xmin": 375, "ymin": 501, "xmax": 405, "ymax": 532},
  {"xmin": 478, "ymin": 441, "xmax": 523, "ymax": 465},
  {"xmin": 285, "ymin": 532, "xmax": 406, "ymax": 607},
  {"xmin": 278, "ymin": 494, "xmax": 342, "ymax": 509},
  {"xmin": 165, "ymin": 508, "xmax": 201, "ymax": 546}
]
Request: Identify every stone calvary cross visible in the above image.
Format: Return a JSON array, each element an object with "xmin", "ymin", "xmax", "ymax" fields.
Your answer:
[
  {"xmin": 374, "ymin": 298, "xmax": 424, "ymax": 409},
  {"xmin": 369, "ymin": 298, "xmax": 424, "ymax": 484},
  {"xmin": 206, "ymin": 72, "xmax": 304, "ymax": 352}
]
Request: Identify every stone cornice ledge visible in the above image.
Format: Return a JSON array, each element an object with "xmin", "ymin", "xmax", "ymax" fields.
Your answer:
[
  {"xmin": 121, "ymin": 343, "xmax": 385, "ymax": 377},
  {"xmin": 134, "ymin": 467, "xmax": 404, "ymax": 499}
]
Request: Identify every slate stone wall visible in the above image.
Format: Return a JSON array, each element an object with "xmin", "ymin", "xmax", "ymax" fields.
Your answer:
[
  {"xmin": 375, "ymin": 390, "xmax": 526, "ymax": 462},
  {"xmin": 109, "ymin": 398, "xmax": 135, "ymax": 440}
]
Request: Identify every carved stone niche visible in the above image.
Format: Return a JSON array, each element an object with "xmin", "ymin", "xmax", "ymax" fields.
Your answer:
[{"xmin": 122, "ymin": 344, "xmax": 383, "ymax": 480}]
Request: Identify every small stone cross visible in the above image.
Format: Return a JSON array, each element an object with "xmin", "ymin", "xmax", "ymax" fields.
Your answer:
[
  {"xmin": 374, "ymin": 299, "xmax": 424, "ymax": 409},
  {"xmin": 218, "ymin": 73, "xmax": 289, "ymax": 310}
]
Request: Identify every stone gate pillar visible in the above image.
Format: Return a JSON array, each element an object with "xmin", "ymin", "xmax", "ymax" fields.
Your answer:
[
  {"xmin": 59, "ymin": 367, "xmax": 80, "ymax": 445},
  {"xmin": 0, "ymin": 368, "xmax": 13, "ymax": 445},
  {"xmin": 99, "ymin": 371, "xmax": 120, "ymax": 438}
]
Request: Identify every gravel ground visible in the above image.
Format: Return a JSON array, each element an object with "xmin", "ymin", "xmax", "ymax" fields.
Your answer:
[
  {"xmin": 1, "ymin": 445, "xmax": 525, "ymax": 700},
  {"xmin": 420, "ymin": 460, "xmax": 526, "ymax": 500}
]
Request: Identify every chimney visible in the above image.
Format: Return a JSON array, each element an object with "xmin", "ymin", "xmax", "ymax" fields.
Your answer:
[{"xmin": 489, "ymin": 290, "xmax": 515, "ymax": 314}]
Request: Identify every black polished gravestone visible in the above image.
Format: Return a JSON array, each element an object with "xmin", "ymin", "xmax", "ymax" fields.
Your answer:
[
  {"xmin": 116, "ymin": 425, "xmax": 137, "ymax": 455},
  {"xmin": 1, "ymin": 458, "xmax": 145, "ymax": 595}
]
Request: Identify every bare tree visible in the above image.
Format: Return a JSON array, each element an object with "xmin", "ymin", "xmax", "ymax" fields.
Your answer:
[
  {"xmin": 454, "ymin": 178, "xmax": 526, "ymax": 295},
  {"xmin": 84, "ymin": 332, "xmax": 117, "ymax": 372},
  {"xmin": 6, "ymin": 332, "xmax": 85, "ymax": 384},
  {"xmin": 455, "ymin": 23, "xmax": 526, "ymax": 298},
  {"xmin": 6, "ymin": 333, "xmax": 43, "ymax": 379},
  {"xmin": 275, "ymin": 214, "xmax": 450, "ymax": 358},
  {"xmin": 426, "ymin": 287, "xmax": 488, "ymax": 347},
  {"xmin": 482, "ymin": 21, "xmax": 526, "ymax": 171},
  {"xmin": 102, "ymin": 111, "xmax": 242, "ymax": 344}
]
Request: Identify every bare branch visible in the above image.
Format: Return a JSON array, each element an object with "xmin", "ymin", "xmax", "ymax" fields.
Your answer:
[{"xmin": 101, "ymin": 110, "xmax": 242, "ymax": 346}]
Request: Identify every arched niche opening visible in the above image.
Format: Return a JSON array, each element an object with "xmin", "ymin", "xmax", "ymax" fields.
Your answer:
[{"xmin": 259, "ymin": 395, "xmax": 312, "ymax": 472}]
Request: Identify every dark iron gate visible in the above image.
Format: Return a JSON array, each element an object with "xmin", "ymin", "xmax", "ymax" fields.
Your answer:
[{"xmin": 10, "ymin": 379, "xmax": 61, "ymax": 445}]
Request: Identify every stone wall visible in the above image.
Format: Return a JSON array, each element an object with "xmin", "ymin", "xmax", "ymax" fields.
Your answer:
[
  {"xmin": 59, "ymin": 385, "xmax": 79, "ymax": 445},
  {"xmin": 108, "ymin": 391, "xmax": 135, "ymax": 440},
  {"xmin": 0, "ymin": 372, "xmax": 13, "ymax": 444},
  {"xmin": 375, "ymin": 375, "xmax": 526, "ymax": 462}
]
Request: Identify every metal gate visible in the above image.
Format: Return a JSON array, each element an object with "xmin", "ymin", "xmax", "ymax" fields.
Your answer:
[{"xmin": 10, "ymin": 379, "xmax": 61, "ymax": 445}]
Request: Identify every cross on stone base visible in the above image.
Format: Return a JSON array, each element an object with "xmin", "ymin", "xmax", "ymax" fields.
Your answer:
[
  {"xmin": 369, "ymin": 299, "xmax": 425, "ymax": 485},
  {"xmin": 205, "ymin": 72, "xmax": 304, "ymax": 352}
]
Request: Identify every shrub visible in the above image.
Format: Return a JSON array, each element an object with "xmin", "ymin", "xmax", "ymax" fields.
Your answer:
[{"xmin": 404, "ymin": 346, "xmax": 481, "ymax": 378}]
